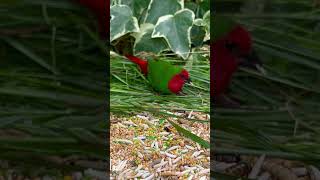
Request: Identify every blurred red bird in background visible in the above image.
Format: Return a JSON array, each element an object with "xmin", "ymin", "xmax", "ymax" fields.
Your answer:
[
  {"xmin": 212, "ymin": 17, "xmax": 264, "ymax": 107},
  {"xmin": 76, "ymin": 0, "xmax": 108, "ymax": 38}
]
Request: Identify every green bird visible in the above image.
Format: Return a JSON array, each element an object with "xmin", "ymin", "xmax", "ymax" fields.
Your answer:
[{"xmin": 125, "ymin": 55, "xmax": 191, "ymax": 94}]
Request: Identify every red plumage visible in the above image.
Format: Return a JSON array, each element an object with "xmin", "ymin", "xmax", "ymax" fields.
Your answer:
[
  {"xmin": 168, "ymin": 74, "xmax": 186, "ymax": 94},
  {"xmin": 225, "ymin": 26, "xmax": 252, "ymax": 55},
  {"xmin": 212, "ymin": 25, "xmax": 253, "ymax": 97},
  {"xmin": 212, "ymin": 39, "xmax": 238, "ymax": 96},
  {"xmin": 124, "ymin": 55, "xmax": 148, "ymax": 75}
]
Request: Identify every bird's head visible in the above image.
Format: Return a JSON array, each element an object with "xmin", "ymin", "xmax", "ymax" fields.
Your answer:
[
  {"xmin": 168, "ymin": 69, "xmax": 191, "ymax": 94},
  {"xmin": 224, "ymin": 25, "xmax": 252, "ymax": 56},
  {"xmin": 213, "ymin": 16, "xmax": 265, "ymax": 74},
  {"xmin": 224, "ymin": 26, "xmax": 264, "ymax": 74},
  {"xmin": 179, "ymin": 69, "xmax": 191, "ymax": 83},
  {"xmin": 212, "ymin": 15, "xmax": 251, "ymax": 55}
]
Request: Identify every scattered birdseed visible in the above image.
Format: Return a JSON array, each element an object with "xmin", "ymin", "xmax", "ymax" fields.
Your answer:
[
  {"xmin": 181, "ymin": 149, "xmax": 189, "ymax": 154},
  {"xmin": 188, "ymin": 110, "xmax": 193, "ymax": 118},
  {"xmin": 142, "ymin": 123, "xmax": 149, "ymax": 129},
  {"xmin": 135, "ymin": 165, "xmax": 143, "ymax": 172},
  {"xmin": 165, "ymin": 152, "xmax": 177, "ymax": 159},
  {"xmin": 186, "ymin": 145, "xmax": 195, "ymax": 150},
  {"xmin": 173, "ymin": 157, "xmax": 182, "ymax": 164},
  {"xmin": 166, "ymin": 145, "xmax": 179, "ymax": 152},
  {"xmin": 117, "ymin": 122, "xmax": 126, "ymax": 128},
  {"xmin": 168, "ymin": 157, "xmax": 173, "ymax": 167},
  {"xmin": 198, "ymin": 168, "xmax": 210, "ymax": 175},
  {"xmin": 136, "ymin": 115, "xmax": 149, "ymax": 121},
  {"xmin": 192, "ymin": 150, "xmax": 204, "ymax": 158},
  {"xmin": 123, "ymin": 121, "xmax": 138, "ymax": 127},
  {"xmin": 144, "ymin": 173, "xmax": 155, "ymax": 180},
  {"xmin": 110, "ymin": 113, "xmax": 210, "ymax": 179},
  {"xmin": 153, "ymin": 160, "xmax": 168, "ymax": 169},
  {"xmin": 144, "ymin": 150, "xmax": 152, "ymax": 154},
  {"xmin": 113, "ymin": 139, "xmax": 133, "ymax": 145},
  {"xmin": 199, "ymin": 176, "xmax": 207, "ymax": 180},
  {"xmin": 159, "ymin": 132, "xmax": 170, "ymax": 136},
  {"xmin": 137, "ymin": 152, "xmax": 144, "ymax": 159},
  {"xmin": 188, "ymin": 175, "xmax": 194, "ymax": 180}
]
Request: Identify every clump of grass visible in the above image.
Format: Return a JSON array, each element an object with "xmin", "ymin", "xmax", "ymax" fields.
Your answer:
[
  {"xmin": 0, "ymin": 0, "xmax": 106, "ymax": 169},
  {"xmin": 110, "ymin": 51, "xmax": 210, "ymax": 114},
  {"xmin": 0, "ymin": 0, "xmax": 210, "ymax": 170}
]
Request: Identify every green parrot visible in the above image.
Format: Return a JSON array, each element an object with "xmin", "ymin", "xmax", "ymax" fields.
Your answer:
[{"xmin": 125, "ymin": 55, "xmax": 191, "ymax": 94}]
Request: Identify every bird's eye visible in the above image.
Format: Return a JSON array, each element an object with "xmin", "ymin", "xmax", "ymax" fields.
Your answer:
[{"xmin": 225, "ymin": 42, "xmax": 237, "ymax": 51}]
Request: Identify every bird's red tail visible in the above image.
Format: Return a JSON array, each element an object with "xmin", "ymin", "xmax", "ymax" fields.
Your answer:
[{"xmin": 125, "ymin": 55, "xmax": 148, "ymax": 75}]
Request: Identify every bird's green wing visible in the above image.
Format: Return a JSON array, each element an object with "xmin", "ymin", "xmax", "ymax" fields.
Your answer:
[{"xmin": 147, "ymin": 59, "xmax": 183, "ymax": 94}]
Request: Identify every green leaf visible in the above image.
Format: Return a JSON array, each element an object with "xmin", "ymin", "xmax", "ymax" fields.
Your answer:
[
  {"xmin": 190, "ymin": 19, "xmax": 206, "ymax": 47},
  {"xmin": 152, "ymin": 9, "xmax": 195, "ymax": 59},
  {"xmin": 185, "ymin": 0, "xmax": 209, "ymax": 18},
  {"xmin": 159, "ymin": 118, "xmax": 165, "ymax": 125},
  {"xmin": 120, "ymin": 0, "xmax": 151, "ymax": 19},
  {"xmin": 144, "ymin": 0, "xmax": 183, "ymax": 24},
  {"xmin": 198, "ymin": 0, "xmax": 210, "ymax": 17},
  {"xmin": 110, "ymin": 5, "xmax": 140, "ymax": 42},
  {"xmin": 133, "ymin": 23, "xmax": 168, "ymax": 54},
  {"xmin": 202, "ymin": 10, "xmax": 210, "ymax": 41},
  {"xmin": 167, "ymin": 119, "xmax": 209, "ymax": 148}
]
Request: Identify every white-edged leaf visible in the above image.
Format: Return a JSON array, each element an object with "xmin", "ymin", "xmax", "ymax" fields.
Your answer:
[
  {"xmin": 120, "ymin": 0, "xmax": 151, "ymax": 18},
  {"xmin": 194, "ymin": 18, "xmax": 203, "ymax": 26},
  {"xmin": 152, "ymin": 9, "xmax": 195, "ymax": 59},
  {"xmin": 110, "ymin": 5, "xmax": 140, "ymax": 42},
  {"xmin": 144, "ymin": 0, "xmax": 183, "ymax": 24},
  {"xmin": 133, "ymin": 23, "xmax": 169, "ymax": 54},
  {"xmin": 202, "ymin": 10, "xmax": 210, "ymax": 41},
  {"xmin": 191, "ymin": 19, "xmax": 206, "ymax": 46}
]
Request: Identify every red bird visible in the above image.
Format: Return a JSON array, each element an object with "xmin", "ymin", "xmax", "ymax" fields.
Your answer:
[
  {"xmin": 76, "ymin": 0, "xmax": 108, "ymax": 38},
  {"xmin": 125, "ymin": 55, "xmax": 191, "ymax": 94},
  {"xmin": 212, "ymin": 18, "xmax": 263, "ymax": 106}
]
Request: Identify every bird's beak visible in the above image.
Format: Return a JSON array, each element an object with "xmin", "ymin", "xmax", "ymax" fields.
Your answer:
[
  {"xmin": 254, "ymin": 64, "xmax": 267, "ymax": 75},
  {"xmin": 238, "ymin": 50, "xmax": 267, "ymax": 75},
  {"xmin": 185, "ymin": 78, "xmax": 193, "ymax": 85}
]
